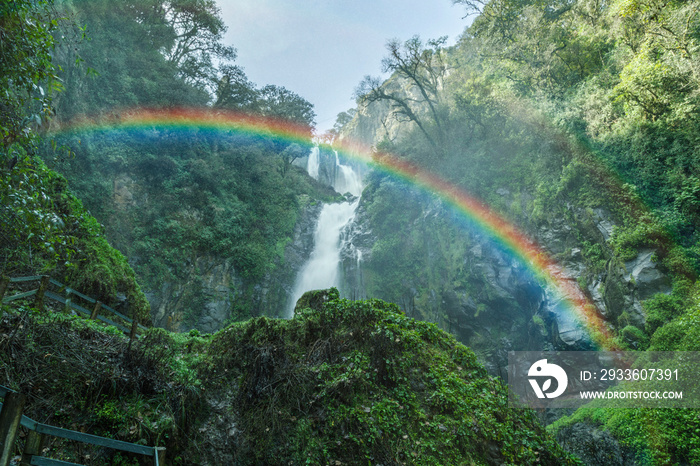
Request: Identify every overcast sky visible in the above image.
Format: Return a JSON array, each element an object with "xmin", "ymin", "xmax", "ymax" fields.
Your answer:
[{"xmin": 217, "ymin": 0, "xmax": 470, "ymax": 132}]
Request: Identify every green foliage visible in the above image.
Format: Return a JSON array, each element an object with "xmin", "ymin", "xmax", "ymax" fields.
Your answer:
[
  {"xmin": 355, "ymin": 36, "xmax": 450, "ymax": 158},
  {"xmin": 0, "ymin": 150, "xmax": 149, "ymax": 319},
  {"xmin": 25, "ymin": 0, "xmax": 329, "ymax": 326},
  {"xmin": 2, "ymin": 293, "xmax": 576, "ymax": 463},
  {"xmin": 49, "ymin": 125, "xmax": 336, "ymax": 322},
  {"xmin": 0, "ymin": 0, "xmax": 63, "ymax": 151},
  {"xmin": 619, "ymin": 324, "xmax": 649, "ymax": 349},
  {"xmin": 355, "ymin": 0, "xmax": 700, "ymax": 459},
  {"xmin": 0, "ymin": 0, "xmax": 150, "ymax": 319},
  {"xmin": 202, "ymin": 290, "xmax": 575, "ymax": 465},
  {"xmin": 0, "ymin": 306, "xmax": 190, "ymax": 461},
  {"xmin": 648, "ymin": 283, "xmax": 700, "ymax": 350},
  {"xmin": 643, "ymin": 292, "xmax": 684, "ymax": 336},
  {"xmin": 550, "ymin": 405, "xmax": 700, "ymax": 464},
  {"xmin": 550, "ymin": 287, "xmax": 700, "ymax": 462},
  {"xmin": 52, "ymin": 0, "xmax": 229, "ymax": 119},
  {"xmin": 581, "ymin": 240, "xmax": 609, "ymax": 272}
]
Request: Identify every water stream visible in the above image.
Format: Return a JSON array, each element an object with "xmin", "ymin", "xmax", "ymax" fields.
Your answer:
[
  {"xmin": 307, "ymin": 146, "xmax": 320, "ymax": 180},
  {"xmin": 287, "ymin": 148, "xmax": 363, "ymax": 316}
]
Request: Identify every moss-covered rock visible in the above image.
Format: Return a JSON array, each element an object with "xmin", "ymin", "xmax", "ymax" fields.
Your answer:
[
  {"xmin": 2, "ymin": 290, "xmax": 575, "ymax": 465},
  {"xmin": 200, "ymin": 288, "xmax": 575, "ymax": 465}
]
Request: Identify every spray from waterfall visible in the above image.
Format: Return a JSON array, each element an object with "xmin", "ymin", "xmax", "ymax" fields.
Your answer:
[{"xmin": 288, "ymin": 147, "xmax": 363, "ymax": 316}]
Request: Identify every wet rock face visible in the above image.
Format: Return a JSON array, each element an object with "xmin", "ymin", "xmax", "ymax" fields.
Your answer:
[
  {"xmin": 113, "ymin": 174, "xmax": 137, "ymax": 209},
  {"xmin": 624, "ymin": 249, "xmax": 672, "ymax": 300},
  {"xmin": 283, "ymin": 200, "xmax": 325, "ymax": 290},
  {"xmin": 338, "ymin": 77, "xmax": 417, "ymax": 148},
  {"xmin": 601, "ymin": 249, "xmax": 672, "ymax": 328},
  {"xmin": 528, "ymin": 203, "xmax": 674, "ymax": 343},
  {"xmin": 338, "ymin": 201, "xmax": 374, "ymax": 301},
  {"xmin": 337, "ymin": 181, "xmax": 676, "ymax": 359},
  {"xmin": 337, "ymin": 198, "xmax": 568, "ymax": 374},
  {"xmin": 147, "ymin": 201, "xmax": 323, "ymax": 332},
  {"xmin": 592, "ymin": 207, "xmax": 615, "ymax": 241},
  {"xmin": 336, "ymin": 97, "xmax": 674, "ymax": 352}
]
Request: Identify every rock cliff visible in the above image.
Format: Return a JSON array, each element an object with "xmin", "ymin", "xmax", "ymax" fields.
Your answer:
[
  {"xmin": 146, "ymin": 199, "xmax": 323, "ymax": 332},
  {"xmin": 335, "ymin": 87, "xmax": 673, "ymax": 365}
]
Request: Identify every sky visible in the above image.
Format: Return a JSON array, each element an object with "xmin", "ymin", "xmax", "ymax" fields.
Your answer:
[{"xmin": 217, "ymin": 0, "xmax": 470, "ymax": 133}]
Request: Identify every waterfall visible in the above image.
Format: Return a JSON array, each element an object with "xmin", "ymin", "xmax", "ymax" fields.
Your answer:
[
  {"xmin": 307, "ymin": 146, "xmax": 320, "ymax": 180},
  {"xmin": 287, "ymin": 147, "xmax": 363, "ymax": 316},
  {"xmin": 334, "ymin": 150, "xmax": 362, "ymax": 197}
]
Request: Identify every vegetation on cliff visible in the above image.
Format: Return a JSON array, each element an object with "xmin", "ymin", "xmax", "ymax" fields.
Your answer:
[
  {"xmin": 4, "ymin": 0, "xmax": 700, "ymax": 462},
  {"xmin": 32, "ymin": 0, "xmax": 340, "ymax": 326},
  {"xmin": 0, "ymin": 0, "xmax": 148, "ymax": 318},
  {"xmin": 341, "ymin": 0, "xmax": 700, "ymax": 460}
]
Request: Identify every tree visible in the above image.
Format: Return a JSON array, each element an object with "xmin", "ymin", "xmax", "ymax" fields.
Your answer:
[
  {"xmin": 322, "ymin": 109, "xmax": 356, "ymax": 144},
  {"xmin": 451, "ymin": 0, "xmax": 488, "ymax": 16},
  {"xmin": 280, "ymin": 143, "xmax": 306, "ymax": 175},
  {"xmin": 0, "ymin": 0, "xmax": 62, "ymax": 153},
  {"xmin": 161, "ymin": 0, "xmax": 236, "ymax": 88},
  {"xmin": 0, "ymin": 0, "xmax": 78, "ymax": 272},
  {"xmin": 214, "ymin": 64, "xmax": 259, "ymax": 111},
  {"xmin": 256, "ymin": 85, "xmax": 316, "ymax": 135},
  {"xmin": 610, "ymin": 0, "xmax": 700, "ymax": 122},
  {"xmin": 334, "ymin": 109, "xmax": 356, "ymax": 130},
  {"xmin": 355, "ymin": 36, "xmax": 449, "ymax": 157},
  {"xmin": 51, "ymin": 0, "xmax": 215, "ymax": 118},
  {"xmin": 464, "ymin": 0, "xmax": 612, "ymax": 95}
]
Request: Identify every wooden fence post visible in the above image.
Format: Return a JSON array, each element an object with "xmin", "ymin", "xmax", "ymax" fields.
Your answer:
[
  {"xmin": 33, "ymin": 276, "xmax": 50, "ymax": 312},
  {"xmin": 64, "ymin": 290, "xmax": 72, "ymax": 314},
  {"xmin": 128, "ymin": 319, "xmax": 138, "ymax": 350},
  {"xmin": 20, "ymin": 430, "xmax": 43, "ymax": 466},
  {"xmin": 0, "ymin": 391, "xmax": 27, "ymax": 466},
  {"xmin": 126, "ymin": 300, "xmax": 138, "ymax": 350},
  {"xmin": 90, "ymin": 301, "xmax": 101, "ymax": 320},
  {"xmin": 0, "ymin": 276, "xmax": 9, "ymax": 303},
  {"xmin": 155, "ymin": 446, "xmax": 166, "ymax": 466}
]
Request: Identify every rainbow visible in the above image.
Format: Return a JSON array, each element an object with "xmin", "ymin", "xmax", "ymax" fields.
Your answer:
[{"xmin": 52, "ymin": 107, "xmax": 619, "ymax": 350}]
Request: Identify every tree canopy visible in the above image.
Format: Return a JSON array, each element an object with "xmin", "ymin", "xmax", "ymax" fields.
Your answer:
[
  {"xmin": 356, "ymin": 36, "xmax": 449, "ymax": 157},
  {"xmin": 0, "ymin": 0, "xmax": 61, "ymax": 152}
]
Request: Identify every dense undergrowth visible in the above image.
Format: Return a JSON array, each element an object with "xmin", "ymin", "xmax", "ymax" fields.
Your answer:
[
  {"xmin": 4, "ymin": 0, "xmax": 700, "ymax": 462},
  {"xmin": 1, "ymin": 302, "xmax": 202, "ymax": 464},
  {"xmin": 0, "ymin": 150, "xmax": 149, "ymax": 320},
  {"xmin": 546, "ymin": 282, "xmax": 700, "ymax": 464},
  {"xmin": 1, "ymin": 290, "xmax": 577, "ymax": 465}
]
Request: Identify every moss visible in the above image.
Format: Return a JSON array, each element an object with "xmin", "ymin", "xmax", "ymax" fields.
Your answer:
[
  {"xmin": 619, "ymin": 325, "xmax": 649, "ymax": 350},
  {"xmin": 3, "ymin": 288, "xmax": 574, "ymax": 464},
  {"xmin": 550, "ymin": 405, "xmax": 700, "ymax": 465},
  {"xmin": 203, "ymin": 289, "xmax": 575, "ymax": 465},
  {"xmin": 532, "ymin": 314, "xmax": 547, "ymax": 332},
  {"xmin": 643, "ymin": 293, "xmax": 684, "ymax": 337}
]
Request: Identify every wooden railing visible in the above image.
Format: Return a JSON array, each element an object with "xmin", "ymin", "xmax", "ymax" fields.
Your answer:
[
  {"xmin": 0, "ymin": 275, "xmax": 148, "ymax": 342},
  {"xmin": 0, "ymin": 385, "xmax": 165, "ymax": 466}
]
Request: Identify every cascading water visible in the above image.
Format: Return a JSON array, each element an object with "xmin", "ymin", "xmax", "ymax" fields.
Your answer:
[
  {"xmin": 287, "ymin": 147, "xmax": 363, "ymax": 316},
  {"xmin": 307, "ymin": 146, "xmax": 320, "ymax": 180},
  {"xmin": 334, "ymin": 150, "xmax": 362, "ymax": 197}
]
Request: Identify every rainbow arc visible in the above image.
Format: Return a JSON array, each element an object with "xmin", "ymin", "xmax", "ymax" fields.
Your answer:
[{"xmin": 53, "ymin": 107, "xmax": 620, "ymax": 350}]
